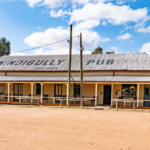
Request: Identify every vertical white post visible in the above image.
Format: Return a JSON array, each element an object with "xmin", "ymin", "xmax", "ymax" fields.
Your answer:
[
  {"xmin": 66, "ymin": 83, "xmax": 68, "ymax": 104},
  {"xmin": 95, "ymin": 83, "xmax": 98, "ymax": 106},
  {"xmin": 7, "ymin": 83, "xmax": 10, "ymax": 102},
  {"xmin": 31, "ymin": 83, "xmax": 34, "ymax": 103},
  {"xmin": 111, "ymin": 84, "xmax": 113, "ymax": 106},
  {"xmin": 137, "ymin": 84, "xmax": 140, "ymax": 107},
  {"xmin": 41, "ymin": 83, "xmax": 43, "ymax": 103}
]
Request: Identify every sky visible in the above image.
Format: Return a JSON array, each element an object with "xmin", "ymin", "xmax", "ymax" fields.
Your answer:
[{"xmin": 0, "ymin": 0, "xmax": 150, "ymax": 55}]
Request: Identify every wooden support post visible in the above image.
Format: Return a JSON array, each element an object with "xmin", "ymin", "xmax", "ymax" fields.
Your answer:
[
  {"xmin": 67, "ymin": 24, "xmax": 72, "ymax": 107},
  {"xmin": 133, "ymin": 101, "xmax": 135, "ymax": 111},
  {"xmin": 111, "ymin": 84, "xmax": 113, "ymax": 107},
  {"xmin": 80, "ymin": 33, "xmax": 84, "ymax": 108},
  {"xmin": 30, "ymin": 83, "xmax": 34, "ymax": 103},
  {"xmin": 95, "ymin": 83, "xmax": 98, "ymax": 106},
  {"xmin": 41, "ymin": 83, "xmax": 43, "ymax": 103},
  {"xmin": 7, "ymin": 83, "xmax": 10, "ymax": 102},
  {"xmin": 116, "ymin": 101, "xmax": 118, "ymax": 111},
  {"xmin": 124, "ymin": 99, "xmax": 125, "ymax": 107},
  {"xmin": 66, "ymin": 83, "xmax": 68, "ymax": 105},
  {"xmin": 137, "ymin": 84, "xmax": 140, "ymax": 107},
  {"xmin": 19, "ymin": 96, "xmax": 21, "ymax": 107},
  {"xmin": 37, "ymin": 99, "xmax": 39, "ymax": 107},
  {"xmin": 60, "ymin": 100, "xmax": 62, "ymax": 108}
]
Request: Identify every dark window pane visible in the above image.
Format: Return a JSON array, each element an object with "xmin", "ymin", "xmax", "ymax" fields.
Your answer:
[
  {"xmin": 74, "ymin": 84, "xmax": 80, "ymax": 96},
  {"xmin": 36, "ymin": 84, "xmax": 41, "ymax": 95}
]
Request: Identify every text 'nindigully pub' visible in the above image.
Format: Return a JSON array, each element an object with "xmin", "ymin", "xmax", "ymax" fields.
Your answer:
[{"xmin": 0, "ymin": 53, "xmax": 150, "ymax": 108}]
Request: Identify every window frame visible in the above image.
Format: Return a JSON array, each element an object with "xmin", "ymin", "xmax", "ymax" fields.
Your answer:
[
  {"xmin": 74, "ymin": 84, "xmax": 80, "ymax": 97},
  {"xmin": 121, "ymin": 84, "xmax": 137, "ymax": 98},
  {"xmin": 0, "ymin": 83, "xmax": 5, "ymax": 94}
]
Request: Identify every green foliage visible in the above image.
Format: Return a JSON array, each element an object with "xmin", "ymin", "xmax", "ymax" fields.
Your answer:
[
  {"xmin": 0, "ymin": 37, "xmax": 11, "ymax": 57},
  {"xmin": 92, "ymin": 47, "xmax": 103, "ymax": 54}
]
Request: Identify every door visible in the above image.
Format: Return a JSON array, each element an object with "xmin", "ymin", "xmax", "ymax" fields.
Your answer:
[
  {"xmin": 104, "ymin": 86, "xmax": 111, "ymax": 105},
  {"xmin": 54, "ymin": 84, "xmax": 62, "ymax": 103},
  {"xmin": 13, "ymin": 84, "xmax": 23, "ymax": 102},
  {"xmin": 144, "ymin": 88, "xmax": 150, "ymax": 107}
]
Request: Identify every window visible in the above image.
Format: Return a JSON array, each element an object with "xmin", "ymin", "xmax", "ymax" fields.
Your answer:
[
  {"xmin": 36, "ymin": 84, "xmax": 41, "ymax": 95},
  {"xmin": 74, "ymin": 84, "xmax": 80, "ymax": 97},
  {"xmin": 0, "ymin": 84, "xmax": 5, "ymax": 94},
  {"xmin": 122, "ymin": 84, "xmax": 136, "ymax": 97}
]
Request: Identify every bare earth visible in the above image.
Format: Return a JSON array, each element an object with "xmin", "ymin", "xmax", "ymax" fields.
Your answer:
[{"xmin": 0, "ymin": 106, "xmax": 150, "ymax": 150}]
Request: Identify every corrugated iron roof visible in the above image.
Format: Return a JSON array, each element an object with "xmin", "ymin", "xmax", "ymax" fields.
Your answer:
[
  {"xmin": 0, "ymin": 53, "xmax": 149, "ymax": 71},
  {"xmin": 0, "ymin": 75, "xmax": 150, "ymax": 82}
]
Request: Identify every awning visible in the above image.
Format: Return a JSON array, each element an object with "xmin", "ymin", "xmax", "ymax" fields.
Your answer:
[{"xmin": 0, "ymin": 75, "xmax": 150, "ymax": 82}]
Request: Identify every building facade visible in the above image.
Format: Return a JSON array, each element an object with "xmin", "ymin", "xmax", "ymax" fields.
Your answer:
[{"xmin": 0, "ymin": 53, "xmax": 150, "ymax": 107}]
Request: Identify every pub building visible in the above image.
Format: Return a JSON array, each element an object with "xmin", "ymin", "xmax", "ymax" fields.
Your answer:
[{"xmin": 0, "ymin": 52, "xmax": 150, "ymax": 108}]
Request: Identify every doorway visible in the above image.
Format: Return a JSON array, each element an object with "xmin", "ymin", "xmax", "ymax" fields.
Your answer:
[
  {"xmin": 13, "ymin": 83, "xmax": 23, "ymax": 102},
  {"xmin": 103, "ymin": 85, "xmax": 111, "ymax": 105},
  {"xmin": 54, "ymin": 84, "xmax": 62, "ymax": 103},
  {"xmin": 144, "ymin": 87, "xmax": 150, "ymax": 107}
]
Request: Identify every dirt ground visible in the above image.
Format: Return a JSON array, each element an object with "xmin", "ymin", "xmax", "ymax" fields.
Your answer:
[{"xmin": 0, "ymin": 106, "xmax": 150, "ymax": 150}]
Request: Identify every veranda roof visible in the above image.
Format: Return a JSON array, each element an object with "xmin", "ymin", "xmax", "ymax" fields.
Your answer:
[{"xmin": 0, "ymin": 75, "xmax": 150, "ymax": 82}]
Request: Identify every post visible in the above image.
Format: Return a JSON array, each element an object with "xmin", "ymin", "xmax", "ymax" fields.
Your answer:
[
  {"xmin": 7, "ymin": 83, "xmax": 10, "ymax": 102},
  {"xmin": 31, "ymin": 83, "xmax": 34, "ymax": 103},
  {"xmin": 67, "ymin": 24, "xmax": 72, "ymax": 107},
  {"xmin": 80, "ymin": 33, "xmax": 84, "ymax": 108},
  {"xmin": 95, "ymin": 83, "xmax": 98, "ymax": 106},
  {"xmin": 137, "ymin": 84, "xmax": 139, "ymax": 107},
  {"xmin": 111, "ymin": 84, "xmax": 113, "ymax": 107},
  {"xmin": 66, "ymin": 83, "xmax": 68, "ymax": 104},
  {"xmin": 41, "ymin": 83, "xmax": 43, "ymax": 103},
  {"xmin": 133, "ymin": 101, "xmax": 135, "ymax": 111},
  {"xmin": 116, "ymin": 101, "xmax": 118, "ymax": 111},
  {"xmin": 60, "ymin": 100, "xmax": 62, "ymax": 108},
  {"xmin": 19, "ymin": 96, "xmax": 21, "ymax": 107}
]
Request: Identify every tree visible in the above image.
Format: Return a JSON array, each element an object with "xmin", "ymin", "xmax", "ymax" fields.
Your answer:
[
  {"xmin": 92, "ymin": 46, "xmax": 103, "ymax": 54},
  {"xmin": 0, "ymin": 37, "xmax": 11, "ymax": 57}
]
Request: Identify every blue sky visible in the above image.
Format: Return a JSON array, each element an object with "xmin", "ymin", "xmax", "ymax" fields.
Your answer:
[{"xmin": 0, "ymin": 0, "xmax": 150, "ymax": 55}]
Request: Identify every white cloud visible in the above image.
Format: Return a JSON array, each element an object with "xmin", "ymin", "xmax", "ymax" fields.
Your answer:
[
  {"xmin": 24, "ymin": 26, "xmax": 111, "ymax": 51},
  {"xmin": 75, "ymin": 20, "xmax": 100, "ymax": 30},
  {"xmin": 26, "ymin": 0, "xmax": 113, "ymax": 8},
  {"xmin": 116, "ymin": 0, "xmax": 136, "ymax": 5},
  {"xmin": 10, "ymin": 52, "xmax": 27, "ymax": 56},
  {"xmin": 140, "ymin": 42, "xmax": 150, "ymax": 54},
  {"xmin": 50, "ymin": 9, "xmax": 63, "ymax": 17},
  {"xmin": 102, "ymin": 20, "xmax": 107, "ymax": 25},
  {"xmin": 117, "ymin": 33, "xmax": 132, "ymax": 40},
  {"xmin": 70, "ymin": 3, "xmax": 147, "ymax": 25},
  {"xmin": 110, "ymin": 47, "xmax": 118, "ymax": 51},
  {"xmin": 31, "ymin": 48, "xmax": 91, "ymax": 55},
  {"xmin": 26, "ymin": 0, "xmax": 42, "ymax": 7},
  {"xmin": 37, "ymin": 26, "xmax": 42, "ymax": 29},
  {"xmin": 50, "ymin": 9, "xmax": 71, "ymax": 17},
  {"xmin": 137, "ymin": 26, "xmax": 150, "ymax": 33}
]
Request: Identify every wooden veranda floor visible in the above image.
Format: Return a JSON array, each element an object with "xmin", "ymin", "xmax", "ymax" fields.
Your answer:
[{"xmin": 0, "ymin": 101, "xmax": 95, "ymax": 107}]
